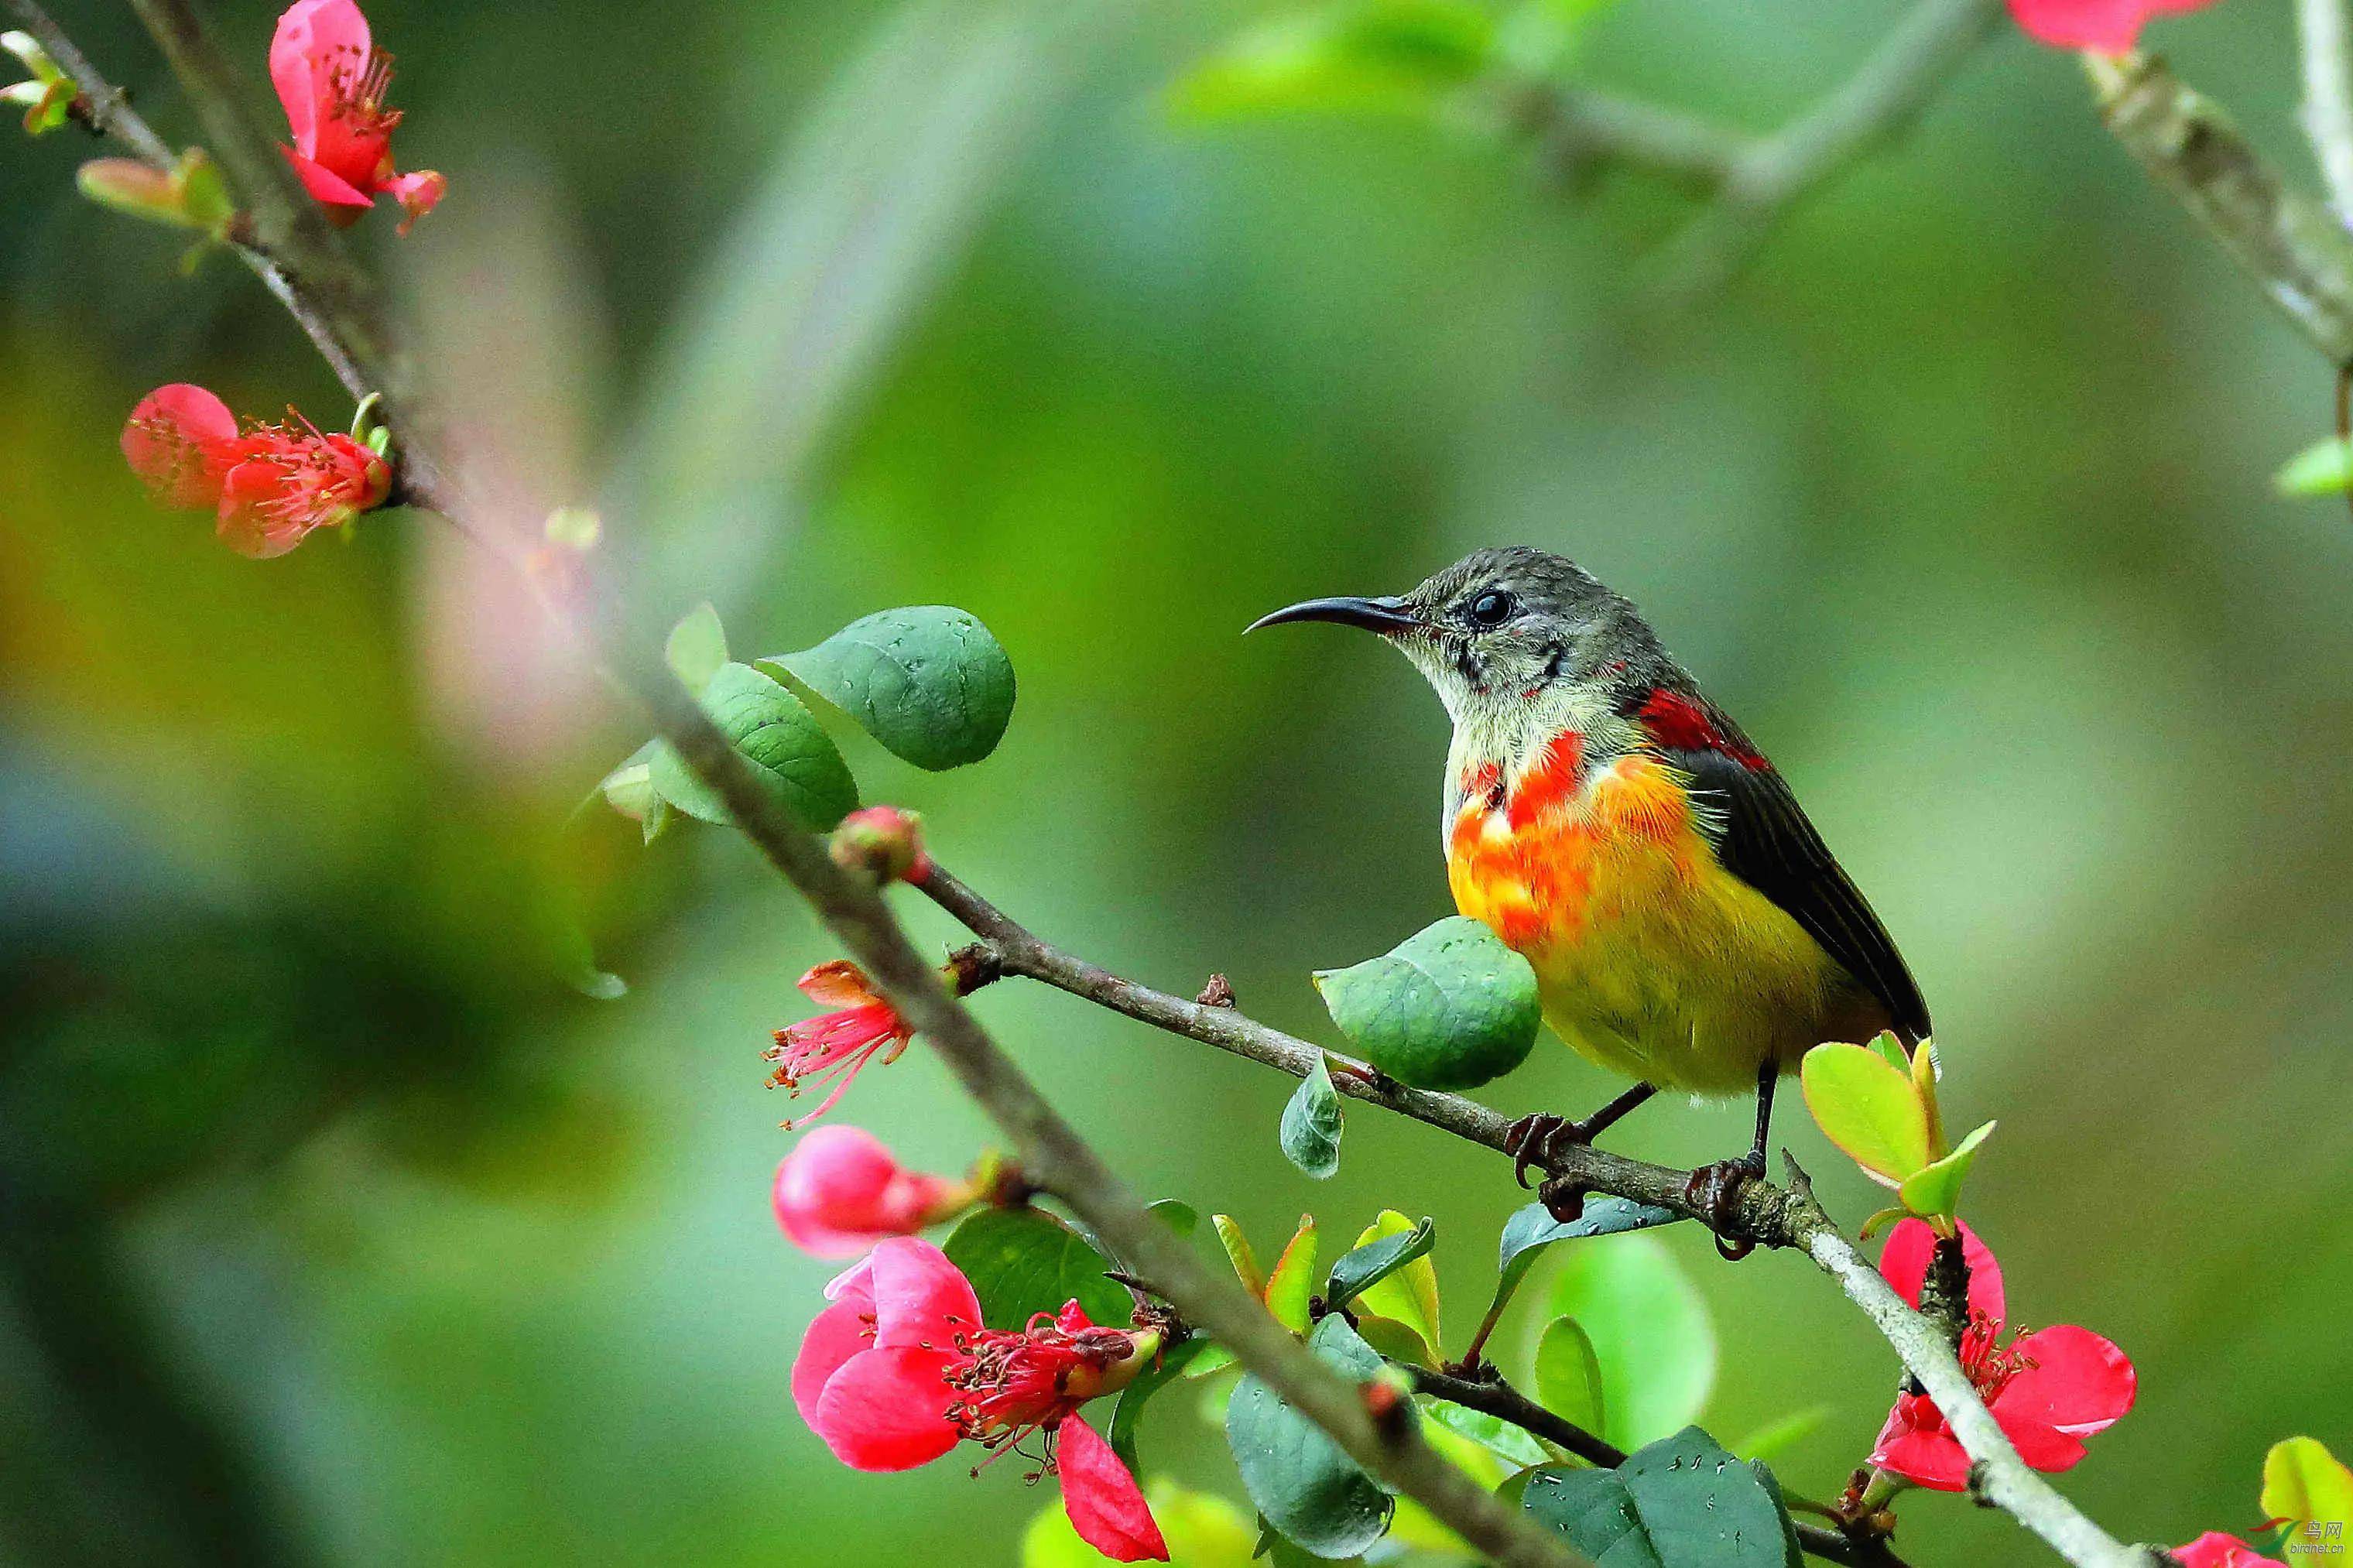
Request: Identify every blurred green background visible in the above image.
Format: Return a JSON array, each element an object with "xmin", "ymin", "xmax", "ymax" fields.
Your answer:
[{"xmin": 5, "ymin": 0, "xmax": 2350, "ymax": 1563}]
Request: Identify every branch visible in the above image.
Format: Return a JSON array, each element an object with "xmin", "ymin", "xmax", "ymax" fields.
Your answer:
[
  {"xmin": 920, "ymin": 867, "xmax": 2166, "ymax": 1567},
  {"xmin": 1500, "ymin": 77, "xmax": 1746, "ymax": 190},
  {"xmin": 2299, "ymin": 0, "xmax": 2353, "ymax": 223},
  {"xmin": 1408, "ymin": 1366, "xmax": 1912, "ymax": 1568},
  {"xmin": 2085, "ymin": 50, "xmax": 2353, "ymax": 365},
  {"xmin": 1658, "ymin": 0, "xmax": 2005, "ymax": 296}
]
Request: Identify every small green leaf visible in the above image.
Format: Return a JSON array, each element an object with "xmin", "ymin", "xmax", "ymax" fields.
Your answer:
[
  {"xmin": 1148, "ymin": 1198, "xmax": 1200, "ymax": 1242},
  {"xmin": 647, "ymin": 662, "xmax": 858, "ymax": 831},
  {"xmin": 942, "ymin": 1207, "xmax": 1132, "ymax": 1330},
  {"xmin": 1170, "ymin": 0, "xmax": 1495, "ymax": 122},
  {"xmin": 1533, "ymin": 1316, "xmax": 1606, "ymax": 1437},
  {"xmin": 1327, "ymin": 1213, "xmax": 1436, "ymax": 1323},
  {"xmin": 1729, "ymin": 1407, "xmax": 1831, "ymax": 1465},
  {"xmin": 1897, "ymin": 1119, "xmax": 1996, "ymax": 1222},
  {"xmin": 1279, "ymin": 1056, "xmax": 1345, "ymax": 1179},
  {"xmin": 2262, "ymin": 1436, "xmax": 2353, "ymax": 1532},
  {"xmin": 1540, "ymin": 1234, "xmax": 1714, "ymax": 1451},
  {"xmin": 1183, "ymin": 1344, "xmax": 1239, "ymax": 1381},
  {"xmin": 761, "ymin": 604, "xmax": 1016, "ymax": 770},
  {"xmin": 1314, "ymin": 917, "xmax": 1540, "ymax": 1090},
  {"xmin": 665, "ymin": 601, "xmax": 728, "ymax": 693},
  {"xmin": 1225, "ymin": 1316, "xmax": 1395, "ymax": 1557},
  {"xmin": 1484, "ymin": 1196, "xmax": 1681, "ymax": 1329},
  {"xmin": 1108, "ymin": 1337, "xmax": 1213, "ymax": 1478},
  {"xmin": 1350, "ymin": 1313, "xmax": 1436, "ymax": 1367},
  {"xmin": 596, "ymin": 745, "xmax": 659, "ymax": 823},
  {"xmin": 2277, "ymin": 436, "xmax": 2353, "ymax": 496},
  {"xmin": 1214, "ymin": 1214, "xmax": 1267, "ymax": 1298},
  {"xmin": 1265, "ymin": 1215, "xmax": 1319, "ymax": 1334},
  {"xmin": 1800, "ymin": 1041, "xmax": 1931, "ymax": 1188},
  {"xmin": 1523, "ymin": 1428, "xmax": 1798, "ymax": 1568},
  {"xmin": 1417, "ymin": 1398, "xmax": 1551, "ymax": 1470}
]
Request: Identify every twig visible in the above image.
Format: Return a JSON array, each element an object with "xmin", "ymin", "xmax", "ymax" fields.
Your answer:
[
  {"xmin": 2298, "ymin": 0, "xmax": 2353, "ymax": 224},
  {"xmin": 920, "ymin": 866, "xmax": 2163, "ymax": 1567},
  {"xmin": 2084, "ymin": 50, "xmax": 2353, "ymax": 366},
  {"xmin": 1657, "ymin": 0, "xmax": 2005, "ymax": 296},
  {"xmin": 1409, "ymin": 1365, "xmax": 1912, "ymax": 1568},
  {"xmin": 1500, "ymin": 78, "xmax": 1746, "ymax": 191}
]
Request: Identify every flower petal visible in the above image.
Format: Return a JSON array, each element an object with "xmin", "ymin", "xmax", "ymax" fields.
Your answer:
[
  {"xmin": 791, "ymin": 1298, "xmax": 873, "ymax": 1430},
  {"xmin": 384, "ymin": 167, "xmax": 445, "ymax": 234},
  {"xmin": 270, "ymin": 0, "xmax": 372, "ymax": 150},
  {"xmin": 775, "ymin": 1126, "xmax": 906, "ymax": 1257},
  {"xmin": 1057, "ymin": 1416, "xmax": 1169, "ymax": 1562},
  {"xmin": 122, "ymin": 384, "xmax": 238, "ymax": 510},
  {"xmin": 2001, "ymin": 1324, "xmax": 2136, "ymax": 1435},
  {"xmin": 1877, "ymin": 1217, "xmax": 2005, "ymax": 1322},
  {"xmin": 866, "ymin": 1236, "xmax": 981, "ymax": 1347},
  {"xmin": 1867, "ymin": 1393, "xmax": 1971, "ymax": 1491},
  {"xmin": 2174, "ymin": 1533, "xmax": 2288, "ymax": 1568},
  {"xmin": 2006, "ymin": 0, "xmax": 2201, "ymax": 50},
  {"xmin": 1995, "ymin": 1410, "xmax": 2089, "ymax": 1474},
  {"xmin": 282, "ymin": 146, "xmax": 374, "ymax": 211},
  {"xmin": 800, "ymin": 960, "xmax": 886, "ymax": 1011},
  {"xmin": 810, "ymin": 1346, "xmax": 960, "ymax": 1470}
]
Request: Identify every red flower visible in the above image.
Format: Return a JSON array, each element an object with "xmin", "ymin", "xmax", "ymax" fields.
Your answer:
[
  {"xmin": 121, "ymin": 383, "xmax": 391, "ymax": 558},
  {"xmin": 270, "ymin": 0, "xmax": 444, "ymax": 232},
  {"xmin": 1869, "ymin": 1219, "xmax": 2136, "ymax": 1491},
  {"xmin": 2007, "ymin": 0, "xmax": 2218, "ymax": 52},
  {"xmin": 766, "ymin": 961, "xmax": 916, "ymax": 1127},
  {"xmin": 2174, "ymin": 1534, "xmax": 2286, "ymax": 1568},
  {"xmin": 772, "ymin": 1125, "xmax": 971, "ymax": 1258},
  {"xmin": 793, "ymin": 1237, "xmax": 1168, "ymax": 1562}
]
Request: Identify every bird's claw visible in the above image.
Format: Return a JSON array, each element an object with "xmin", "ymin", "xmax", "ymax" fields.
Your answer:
[
  {"xmin": 1536, "ymin": 1174, "xmax": 1590, "ymax": 1224},
  {"xmin": 1504, "ymin": 1112, "xmax": 1589, "ymax": 1190},
  {"xmin": 1684, "ymin": 1151, "xmax": 1768, "ymax": 1262}
]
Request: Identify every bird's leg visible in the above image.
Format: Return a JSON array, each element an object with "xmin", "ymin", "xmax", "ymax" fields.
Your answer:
[
  {"xmin": 1684, "ymin": 1059, "xmax": 1779, "ymax": 1261},
  {"xmin": 1504, "ymin": 1082, "xmax": 1659, "ymax": 1198}
]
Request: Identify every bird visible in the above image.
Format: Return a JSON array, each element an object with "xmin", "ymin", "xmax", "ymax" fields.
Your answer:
[{"xmin": 1247, "ymin": 546, "xmax": 1929, "ymax": 1248}]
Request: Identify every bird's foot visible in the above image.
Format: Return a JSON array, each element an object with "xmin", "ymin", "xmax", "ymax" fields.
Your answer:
[
  {"xmin": 1684, "ymin": 1149, "xmax": 1768, "ymax": 1262},
  {"xmin": 1534, "ymin": 1174, "xmax": 1591, "ymax": 1225},
  {"xmin": 1504, "ymin": 1112, "xmax": 1591, "ymax": 1190}
]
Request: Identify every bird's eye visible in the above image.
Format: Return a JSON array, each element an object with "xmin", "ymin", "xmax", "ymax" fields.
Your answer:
[{"xmin": 1465, "ymin": 590, "xmax": 1515, "ymax": 628}]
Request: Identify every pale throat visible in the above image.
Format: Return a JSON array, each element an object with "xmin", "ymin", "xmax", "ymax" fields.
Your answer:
[{"xmin": 1439, "ymin": 681, "xmax": 1632, "ymax": 829}]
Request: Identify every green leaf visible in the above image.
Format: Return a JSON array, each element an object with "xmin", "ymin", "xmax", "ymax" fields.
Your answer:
[
  {"xmin": 2262, "ymin": 1436, "xmax": 2353, "ymax": 1532},
  {"xmin": 2277, "ymin": 436, "xmax": 2353, "ymax": 496},
  {"xmin": 1523, "ymin": 1428, "xmax": 1797, "ymax": 1568},
  {"xmin": 1108, "ymin": 1337, "xmax": 1214, "ymax": 1477},
  {"xmin": 1799, "ymin": 1041, "xmax": 1931, "ymax": 1188},
  {"xmin": 1417, "ymin": 1397, "xmax": 1552, "ymax": 1470},
  {"xmin": 761, "ymin": 605, "xmax": 1016, "ymax": 770},
  {"xmin": 1897, "ymin": 1118, "xmax": 1996, "ymax": 1222},
  {"xmin": 1533, "ymin": 1315, "xmax": 1606, "ymax": 1436},
  {"xmin": 665, "ymin": 601, "xmax": 729, "ymax": 693},
  {"xmin": 596, "ymin": 741, "xmax": 661, "ymax": 823},
  {"xmin": 1729, "ymin": 1407, "xmax": 1831, "ymax": 1465},
  {"xmin": 1327, "ymin": 1213, "xmax": 1436, "ymax": 1323},
  {"xmin": 1314, "ymin": 917, "xmax": 1540, "ymax": 1090},
  {"xmin": 1025, "ymin": 1478, "xmax": 1259, "ymax": 1568},
  {"xmin": 1539, "ymin": 1234, "xmax": 1714, "ymax": 1450},
  {"xmin": 1279, "ymin": 1056, "xmax": 1345, "ymax": 1179},
  {"xmin": 1225, "ymin": 1316, "xmax": 1395, "ymax": 1557},
  {"xmin": 1485, "ymin": 1196, "xmax": 1681, "ymax": 1328},
  {"xmin": 1148, "ymin": 1198, "xmax": 1200, "ymax": 1242},
  {"xmin": 1265, "ymin": 1216, "xmax": 1319, "ymax": 1334},
  {"xmin": 1170, "ymin": 0, "xmax": 1495, "ymax": 122},
  {"xmin": 1213, "ymin": 1214, "xmax": 1267, "ymax": 1298},
  {"xmin": 647, "ymin": 662, "xmax": 859, "ymax": 831},
  {"xmin": 1351, "ymin": 1313, "xmax": 1436, "ymax": 1367},
  {"xmin": 942, "ymin": 1207, "xmax": 1132, "ymax": 1330}
]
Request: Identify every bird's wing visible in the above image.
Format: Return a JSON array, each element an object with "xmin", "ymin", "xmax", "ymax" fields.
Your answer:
[{"xmin": 1634, "ymin": 689, "xmax": 1932, "ymax": 1046}]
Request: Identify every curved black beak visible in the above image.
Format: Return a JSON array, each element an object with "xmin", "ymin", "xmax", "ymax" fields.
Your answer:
[{"xmin": 1244, "ymin": 594, "xmax": 1423, "ymax": 636}]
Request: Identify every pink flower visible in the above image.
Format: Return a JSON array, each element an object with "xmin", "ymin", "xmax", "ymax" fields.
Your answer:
[
  {"xmin": 270, "ymin": 0, "xmax": 444, "ymax": 232},
  {"xmin": 1869, "ymin": 1219, "xmax": 2136, "ymax": 1491},
  {"xmin": 2174, "ymin": 1534, "xmax": 2286, "ymax": 1568},
  {"xmin": 793, "ymin": 1237, "xmax": 1168, "ymax": 1562},
  {"xmin": 122, "ymin": 383, "xmax": 391, "ymax": 558},
  {"xmin": 2007, "ymin": 0, "xmax": 2219, "ymax": 52},
  {"xmin": 766, "ymin": 961, "xmax": 916, "ymax": 1127},
  {"xmin": 772, "ymin": 1125, "xmax": 971, "ymax": 1257}
]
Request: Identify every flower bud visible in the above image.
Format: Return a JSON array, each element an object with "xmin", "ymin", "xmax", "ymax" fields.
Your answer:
[
  {"xmin": 3, "ymin": 30, "xmax": 75, "ymax": 137},
  {"xmin": 772, "ymin": 1125, "xmax": 972, "ymax": 1257},
  {"xmin": 77, "ymin": 149, "xmax": 236, "ymax": 238},
  {"xmin": 830, "ymin": 805, "xmax": 932, "ymax": 885}
]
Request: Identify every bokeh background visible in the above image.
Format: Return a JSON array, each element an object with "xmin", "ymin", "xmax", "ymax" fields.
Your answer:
[{"xmin": 5, "ymin": 0, "xmax": 2350, "ymax": 1563}]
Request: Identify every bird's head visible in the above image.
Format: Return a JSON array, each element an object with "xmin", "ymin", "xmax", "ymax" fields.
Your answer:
[{"xmin": 1247, "ymin": 546, "xmax": 1659, "ymax": 727}]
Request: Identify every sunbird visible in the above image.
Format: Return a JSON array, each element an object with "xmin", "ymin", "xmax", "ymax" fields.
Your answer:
[{"xmin": 1249, "ymin": 546, "xmax": 1929, "ymax": 1239}]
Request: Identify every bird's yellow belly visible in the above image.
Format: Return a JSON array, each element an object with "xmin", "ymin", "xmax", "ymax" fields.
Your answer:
[{"xmin": 1447, "ymin": 753, "xmax": 1848, "ymax": 1095}]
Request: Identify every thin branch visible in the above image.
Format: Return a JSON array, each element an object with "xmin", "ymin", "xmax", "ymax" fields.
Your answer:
[
  {"xmin": 2298, "ymin": 0, "xmax": 2353, "ymax": 224},
  {"xmin": 1408, "ymin": 1366, "xmax": 1913, "ymax": 1568},
  {"xmin": 1499, "ymin": 77, "xmax": 1746, "ymax": 191},
  {"xmin": 1657, "ymin": 0, "xmax": 2005, "ymax": 296},
  {"xmin": 920, "ymin": 867, "xmax": 2164, "ymax": 1567},
  {"xmin": 2085, "ymin": 50, "xmax": 2353, "ymax": 366}
]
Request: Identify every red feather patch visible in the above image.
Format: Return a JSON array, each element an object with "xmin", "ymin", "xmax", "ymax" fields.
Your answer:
[
  {"xmin": 1507, "ymin": 731, "xmax": 1584, "ymax": 830},
  {"xmin": 1638, "ymin": 690, "xmax": 1768, "ymax": 770}
]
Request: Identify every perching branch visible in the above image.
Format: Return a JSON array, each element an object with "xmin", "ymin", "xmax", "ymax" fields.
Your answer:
[
  {"xmin": 1501, "ymin": 78, "xmax": 1746, "ymax": 191},
  {"xmin": 37, "ymin": 3, "xmax": 2158, "ymax": 1563},
  {"xmin": 2086, "ymin": 50, "xmax": 2353, "ymax": 366},
  {"xmin": 920, "ymin": 868, "xmax": 2166, "ymax": 1568},
  {"xmin": 1658, "ymin": 0, "xmax": 2005, "ymax": 296},
  {"xmin": 2297, "ymin": 0, "xmax": 2353, "ymax": 224}
]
